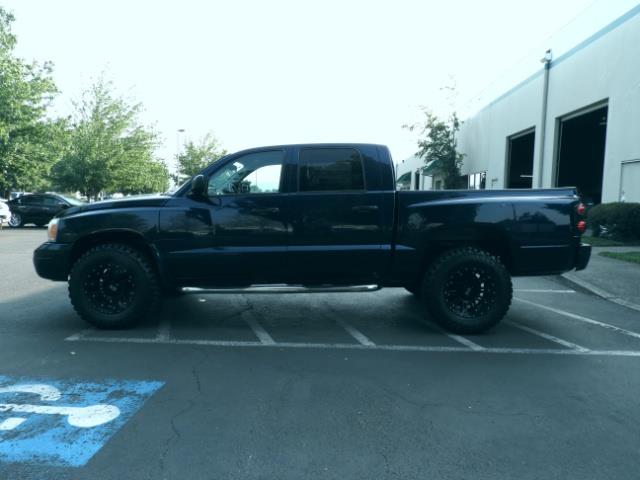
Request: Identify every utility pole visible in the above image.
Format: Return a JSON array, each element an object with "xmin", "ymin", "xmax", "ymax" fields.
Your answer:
[{"xmin": 537, "ymin": 49, "xmax": 552, "ymax": 188}]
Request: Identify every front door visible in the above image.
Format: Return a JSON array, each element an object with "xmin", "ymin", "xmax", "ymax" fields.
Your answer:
[{"xmin": 202, "ymin": 148, "xmax": 290, "ymax": 286}]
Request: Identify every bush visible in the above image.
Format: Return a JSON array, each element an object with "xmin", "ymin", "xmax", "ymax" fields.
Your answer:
[{"xmin": 588, "ymin": 202, "xmax": 640, "ymax": 240}]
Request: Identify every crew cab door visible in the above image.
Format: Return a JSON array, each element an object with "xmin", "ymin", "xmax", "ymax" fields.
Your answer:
[
  {"xmin": 287, "ymin": 146, "xmax": 393, "ymax": 284},
  {"xmin": 159, "ymin": 148, "xmax": 292, "ymax": 286}
]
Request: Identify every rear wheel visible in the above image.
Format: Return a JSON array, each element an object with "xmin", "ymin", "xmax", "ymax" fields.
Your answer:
[
  {"xmin": 68, "ymin": 243, "xmax": 160, "ymax": 329},
  {"xmin": 8, "ymin": 213, "xmax": 23, "ymax": 228},
  {"xmin": 420, "ymin": 247, "xmax": 512, "ymax": 334}
]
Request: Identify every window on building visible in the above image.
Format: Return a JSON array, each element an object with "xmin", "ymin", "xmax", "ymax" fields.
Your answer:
[
  {"xmin": 468, "ymin": 172, "xmax": 487, "ymax": 190},
  {"xmin": 299, "ymin": 148, "xmax": 364, "ymax": 192}
]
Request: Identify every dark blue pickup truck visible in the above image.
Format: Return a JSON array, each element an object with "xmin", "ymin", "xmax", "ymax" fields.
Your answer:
[{"xmin": 34, "ymin": 143, "xmax": 591, "ymax": 333}]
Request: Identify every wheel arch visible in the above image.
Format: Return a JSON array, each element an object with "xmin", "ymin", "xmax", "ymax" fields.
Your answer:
[
  {"xmin": 418, "ymin": 225, "xmax": 514, "ymax": 275},
  {"xmin": 68, "ymin": 230, "xmax": 170, "ymax": 288}
]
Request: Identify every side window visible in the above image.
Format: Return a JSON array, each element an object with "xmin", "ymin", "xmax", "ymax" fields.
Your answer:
[
  {"xmin": 207, "ymin": 150, "xmax": 284, "ymax": 196},
  {"xmin": 20, "ymin": 195, "xmax": 39, "ymax": 205},
  {"xmin": 42, "ymin": 196, "xmax": 61, "ymax": 206},
  {"xmin": 298, "ymin": 148, "xmax": 364, "ymax": 192}
]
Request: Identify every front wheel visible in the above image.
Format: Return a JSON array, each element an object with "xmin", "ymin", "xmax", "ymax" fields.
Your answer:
[
  {"xmin": 420, "ymin": 247, "xmax": 512, "ymax": 334},
  {"xmin": 8, "ymin": 213, "xmax": 23, "ymax": 228},
  {"xmin": 68, "ymin": 243, "xmax": 160, "ymax": 329}
]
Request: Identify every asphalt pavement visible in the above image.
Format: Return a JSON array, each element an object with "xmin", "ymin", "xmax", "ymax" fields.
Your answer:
[{"xmin": 1, "ymin": 229, "xmax": 640, "ymax": 479}]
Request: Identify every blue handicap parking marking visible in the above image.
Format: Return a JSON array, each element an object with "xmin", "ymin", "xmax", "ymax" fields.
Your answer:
[{"xmin": 0, "ymin": 375, "xmax": 163, "ymax": 467}]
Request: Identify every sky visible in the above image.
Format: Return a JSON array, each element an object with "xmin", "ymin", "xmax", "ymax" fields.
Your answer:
[{"xmin": 3, "ymin": 0, "xmax": 639, "ymax": 170}]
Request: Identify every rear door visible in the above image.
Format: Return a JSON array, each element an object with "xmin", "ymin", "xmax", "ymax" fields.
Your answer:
[{"xmin": 287, "ymin": 146, "xmax": 391, "ymax": 284}]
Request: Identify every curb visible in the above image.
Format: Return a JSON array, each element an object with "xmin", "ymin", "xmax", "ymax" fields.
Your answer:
[{"xmin": 562, "ymin": 272, "xmax": 640, "ymax": 313}]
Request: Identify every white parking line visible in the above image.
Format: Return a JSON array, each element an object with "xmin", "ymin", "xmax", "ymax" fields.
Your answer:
[
  {"xmin": 244, "ymin": 317, "xmax": 276, "ymax": 345},
  {"xmin": 443, "ymin": 332, "xmax": 485, "ymax": 351},
  {"xmin": 507, "ymin": 320, "xmax": 590, "ymax": 352},
  {"xmin": 156, "ymin": 318, "xmax": 171, "ymax": 341},
  {"xmin": 514, "ymin": 289, "xmax": 575, "ymax": 293},
  {"xmin": 64, "ymin": 334, "xmax": 640, "ymax": 356},
  {"xmin": 335, "ymin": 319, "xmax": 376, "ymax": 346},
  {"xmin": 515, "ymin": 297, "xmax": 640, "ymax": 341}
]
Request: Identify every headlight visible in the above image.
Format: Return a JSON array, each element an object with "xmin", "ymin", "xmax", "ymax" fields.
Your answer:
[{"xmin": 47, "ymin": 218, "xmax": 59, "ymax": 242}]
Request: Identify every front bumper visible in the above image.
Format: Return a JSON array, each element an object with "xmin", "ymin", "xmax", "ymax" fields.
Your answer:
[
  {"xmin": 574, "ymin": 243, "xmax": 591, "ymax": 271},
  {"xmin": 33, "ymin": 242, "xmax": 73, "ymax": 281}
]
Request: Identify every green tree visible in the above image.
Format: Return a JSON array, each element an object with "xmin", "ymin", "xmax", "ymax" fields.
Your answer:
[
  {"xmin": 52, "ymin": 78, "xmax": 168, "ymax": 199},
  {"xmin": 404, "ymin": 109, "xmax": 465, "ymax": 189},
  {"xmin": 173, "ymin": 133, "xmax": 226, "ymax": 184},
  {"xmin": 0, "ymin": 7, "xmax": 61, "ymax": 195}
]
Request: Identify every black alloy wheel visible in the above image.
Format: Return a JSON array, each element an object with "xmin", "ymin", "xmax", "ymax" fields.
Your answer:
[
  {"xmin": 69, "ymin": 243, "xmax": 160, "ymax": 329},
  {"xmin": 420, "ymin": 247, "xmax": 512, "ymax": 334}
]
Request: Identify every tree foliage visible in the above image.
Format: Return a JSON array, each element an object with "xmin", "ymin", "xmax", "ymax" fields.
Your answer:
[
  {"xmin": 0, "ymin": 7, "xmax": 61, "ymax": 195},
  {"xmin": 405, "ymin": 109, "xmax": 465, "ymax": 189},
  {"xmin": 173, "ymin": 133, "xmax": 226, "ymax": 184},
  {"xmin": 52, "ymin": 78, "xmax": 169, "ymax": 199}
]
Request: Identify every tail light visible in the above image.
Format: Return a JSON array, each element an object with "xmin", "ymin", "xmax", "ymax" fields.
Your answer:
[{"xmin": 575, "ymin": 202, "xmax": 586, "ymax": 234}]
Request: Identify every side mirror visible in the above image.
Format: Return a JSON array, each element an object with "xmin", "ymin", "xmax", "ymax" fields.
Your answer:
[{"xmin": 190, "ymin": 175, "xmax": 206, "ymax": 197}]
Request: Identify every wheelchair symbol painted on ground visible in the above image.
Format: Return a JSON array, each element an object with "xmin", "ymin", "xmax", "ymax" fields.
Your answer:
[
  {"xmin": 0, "ymin": 383, "xmax": 121, "ymax": 430},
  {"xmin": 0, "ymin": 376, "xmax": 163, "ymax": 467}
]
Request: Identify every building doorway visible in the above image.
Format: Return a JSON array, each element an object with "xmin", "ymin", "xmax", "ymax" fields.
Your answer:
[
  {"xmin": 556, "ymin": 104, "xmax": 608, "ymax": 204},
  {"xmin": 507, "ymin": 129, "xmax": 535, "ymax": 188}
]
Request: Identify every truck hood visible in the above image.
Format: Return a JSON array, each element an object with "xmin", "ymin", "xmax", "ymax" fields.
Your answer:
[{"xmin": 57, "ymin": 195, "xmax": 171, "ymax": 218}]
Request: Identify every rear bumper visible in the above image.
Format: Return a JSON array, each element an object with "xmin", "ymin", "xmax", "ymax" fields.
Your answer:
[
  {"xmin": 574, "ymin": 243, "xmax": 591, "ymax": 271},
  {"xmin": 33, "ymin": 242, "xmax": 72, "ymax": 281}
]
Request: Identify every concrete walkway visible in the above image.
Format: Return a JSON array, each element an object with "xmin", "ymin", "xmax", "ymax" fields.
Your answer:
[{"xmin": 563, "ymin": 246, "xmax": 640, "ymax": 312}]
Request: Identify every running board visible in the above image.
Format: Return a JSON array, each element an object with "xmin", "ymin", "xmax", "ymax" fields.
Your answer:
[{"xmin": 180, "ymin": 284, "xmax": 381, "ymax": 294}]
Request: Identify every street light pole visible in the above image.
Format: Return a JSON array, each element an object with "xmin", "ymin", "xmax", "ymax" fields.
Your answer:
[{"xmin": 176, "ymin": 129, "xmax": 186, "ymax": 159}]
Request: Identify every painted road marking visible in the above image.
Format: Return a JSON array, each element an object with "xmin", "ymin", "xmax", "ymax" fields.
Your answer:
[
  {"xmin": 514, "ymin": 289, "xmax": 575, "ymax": 293},
  {"xmin": 442, "ymin": 332, "xmax": 485, "ymax": 351},
  {"xmin": 0, "ymin": 376, "xmax": 163, "ymax": 467},
  {"xmin": 506, "ymin": 320, "xmax": 590, "ymax": 352},
  {"xmin": 515, "ymin": 297, "xmax": 640, "ymax": 341},
  {"xmin": 244, "ymin": 316, "xmax": 276, "ymax": 345},
  {"xmin": 336, "ymin": 319, "xmax": 376, "ymax": 346},
  {"xmin": 0, "ymin": 418, "xmax": 26, "ymax": 430},
  {"xmin": 156, "ymin": 317, "xmax": 171, "ymax": 341},
  {"xmin": 65, "ymin": 332, "xmax": 640, "ymax": 357}
]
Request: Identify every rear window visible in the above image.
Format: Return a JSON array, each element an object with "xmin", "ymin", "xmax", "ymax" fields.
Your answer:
[{"xmin": 298, "ymin": 148, "xmax": 364, "ymax": 192}]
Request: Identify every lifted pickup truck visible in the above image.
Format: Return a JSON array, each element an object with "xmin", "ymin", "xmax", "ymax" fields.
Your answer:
[{"xmin": 34, "ymin": 143, "xmax": 591, "ymax": 333}]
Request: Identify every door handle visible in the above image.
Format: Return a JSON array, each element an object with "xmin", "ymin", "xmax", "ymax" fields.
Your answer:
[
  {"xmin": 351, "ymin": 205, "xmax": 379, "ymax": 213},
  {"xmin": 250, "ymin": 207, "xmax": 280, "ymax": 215}
]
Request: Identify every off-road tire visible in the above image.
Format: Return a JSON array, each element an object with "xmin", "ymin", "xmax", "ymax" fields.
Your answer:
[
  {"xmin": 420, "ymin": 247, "xmax": 512, "ymax": 334},
  {"xmin": 69, "ymin": 243, "xmax": 160, "ymax": 329}
]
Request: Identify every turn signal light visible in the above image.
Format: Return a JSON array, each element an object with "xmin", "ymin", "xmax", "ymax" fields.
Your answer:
[
  {"xmin": 576, "ymin": 203, "xmax": 586, "ymax": 216},
  {"xmin": 47, "ymin": 218, "xmax": 59, "ymax": 242},
  {"xmin": 576, "ymin": 220, "xmax": 586, "ymax": 233}
]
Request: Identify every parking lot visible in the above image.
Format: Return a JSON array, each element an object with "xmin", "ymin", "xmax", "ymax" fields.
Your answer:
[{"xmin": 2, "ymin": 228, "xmax": 640, "ymax": 479}]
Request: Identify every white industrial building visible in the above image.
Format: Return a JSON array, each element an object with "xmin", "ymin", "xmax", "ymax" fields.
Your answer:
[{"xmin": 398, "ymin": 4, "xmax": 640, "ymax": 204}]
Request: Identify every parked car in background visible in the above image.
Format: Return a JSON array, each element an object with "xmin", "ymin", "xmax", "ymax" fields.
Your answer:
[
  {"xmin": 0, "ymin": 199, "xmax": 10, "ymax": 226},
  {"xmin": 7, "ymin": 193, "xmax": 85, "ymax": 228}
]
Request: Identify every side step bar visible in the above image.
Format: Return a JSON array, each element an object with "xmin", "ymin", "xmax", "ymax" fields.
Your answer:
[{"xmin": 181, "ymin": 284, "xmax": 381, "ymax": 294}]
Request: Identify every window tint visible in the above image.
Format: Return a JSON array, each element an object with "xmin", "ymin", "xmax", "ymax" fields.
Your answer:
[
  {"xmin": 42, "ymin": 196, "xmax": 62, "ymax": 206},
  {"xmin": 207, "ymin": 150, "xmax": 284, "ymax": 195},
  {"xmin": 20, "ymin": 195, "xmax": 40, "ymax": 205},
  {"xmin": 298, "ymin": 148, "xmax": 364, "ymax": 192}
]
